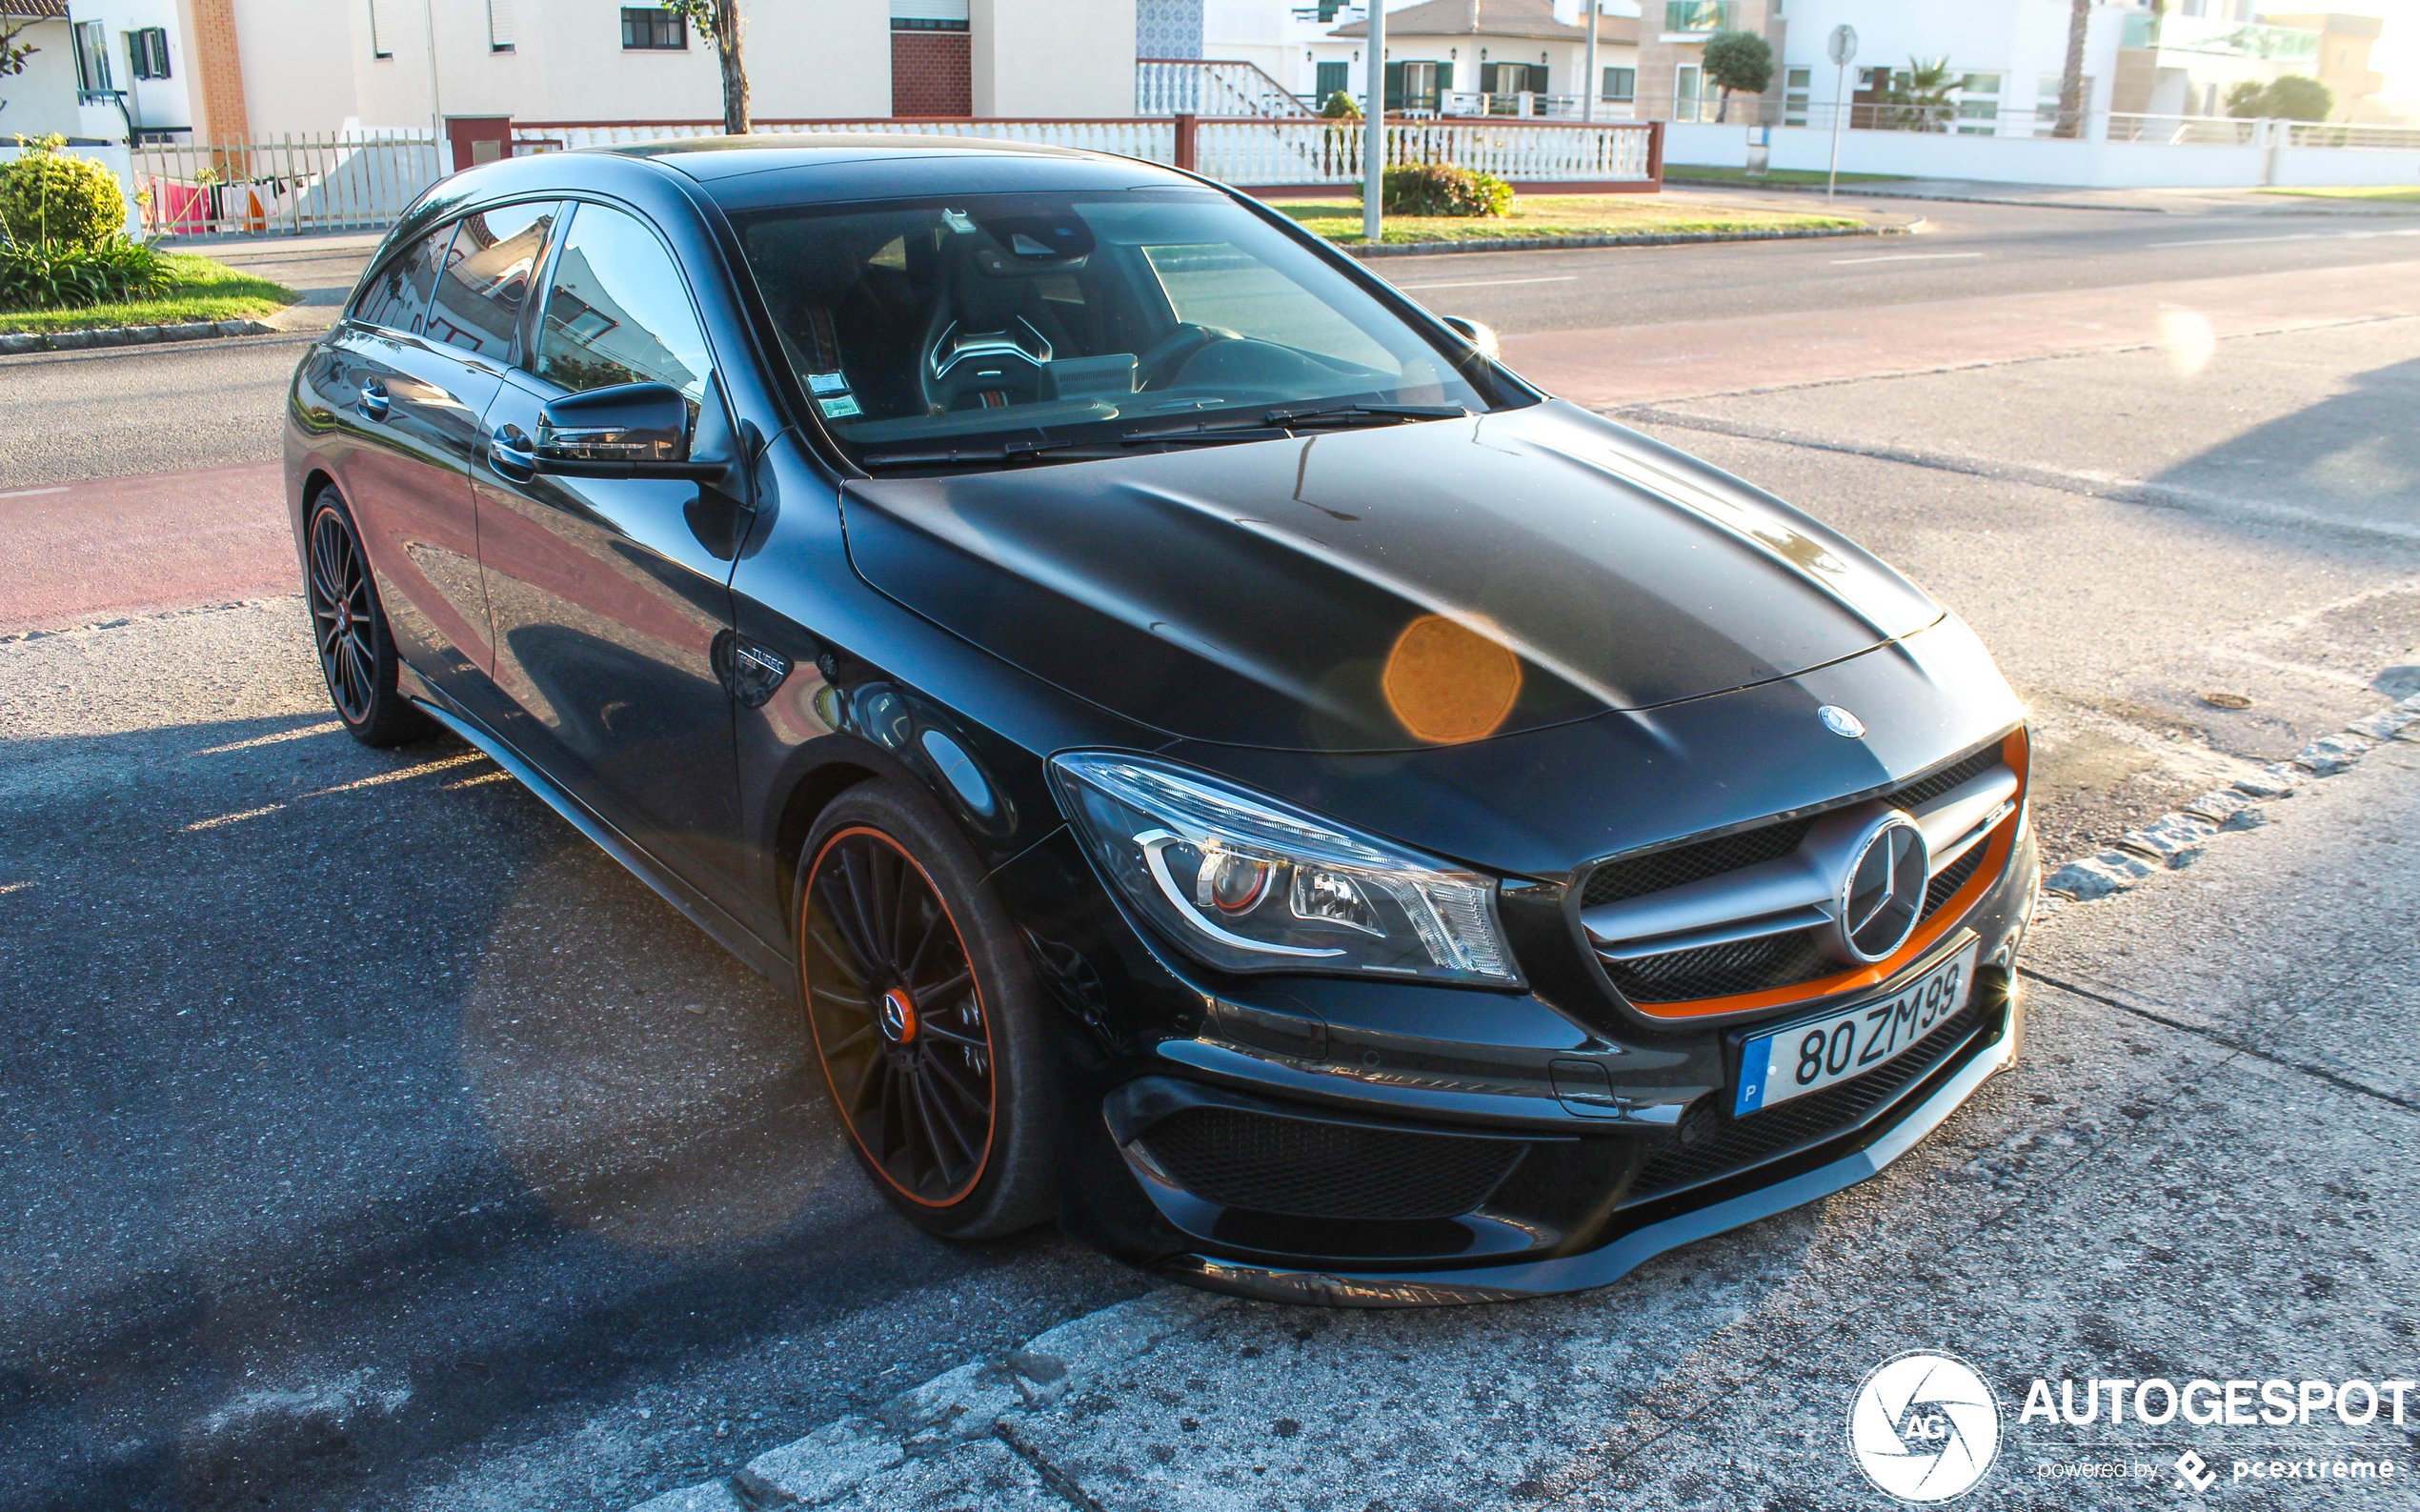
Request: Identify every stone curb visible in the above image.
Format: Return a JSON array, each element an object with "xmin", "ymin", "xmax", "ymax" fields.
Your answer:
[
  {"xmin": 0, "ymin": 317, "xmax": 280, "ymax": 355},
  {"xmin": 2039, "ymin": 690, "xmax": 2420, "ymax": 906},
  {"xmin": 1342, "ymin": 220, "xmax": 1900, "ymax": 258},
  {"xmin": 630, "ymin": 1289, "xmax": 1235, "ymax": 1511},
  {"xmin": 1661, "ymin": 175, "xmax": 2175, "ymax": 213}
]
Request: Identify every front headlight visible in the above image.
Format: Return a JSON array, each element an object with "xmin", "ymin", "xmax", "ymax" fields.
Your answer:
[{"xmin": 1049, "ymin": 753, "xmax": 1521, "ymax": 987}]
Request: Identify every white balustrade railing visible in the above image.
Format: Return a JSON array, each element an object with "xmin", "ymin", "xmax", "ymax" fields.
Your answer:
[{"xmin": 1195, "ymin": 117, "xmax": 1657, "ymax": 187}]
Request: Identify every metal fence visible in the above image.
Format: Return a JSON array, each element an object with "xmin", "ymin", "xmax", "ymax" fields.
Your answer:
[{"xmin": 133, "ymin": 131, "xmax": 443, "ymax": 238}]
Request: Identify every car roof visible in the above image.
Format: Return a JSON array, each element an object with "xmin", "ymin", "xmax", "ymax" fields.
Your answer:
[{"xmin": 601, "ymin": 132, "xmax": 1200, "ymax": 192}]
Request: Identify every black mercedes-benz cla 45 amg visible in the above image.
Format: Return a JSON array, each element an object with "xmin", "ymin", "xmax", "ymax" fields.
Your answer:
[{"xmin": 284, "ymin": 136, "xmax": 2038, "ymax": 1305}]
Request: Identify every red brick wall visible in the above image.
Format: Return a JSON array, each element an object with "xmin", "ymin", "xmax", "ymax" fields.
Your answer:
[
  {"xmin": 184, "ymin": 0, "xmax": 252, "ymax": 142},
  {"xmin": 891, "ymin": 31, "xmax": 971, "ymax": 118}
]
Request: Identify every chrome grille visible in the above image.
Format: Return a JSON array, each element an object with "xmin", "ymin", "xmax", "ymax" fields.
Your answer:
[{"xmin": 1582, "ymin": 743, "xmax": 2014, "ymax": 1006}]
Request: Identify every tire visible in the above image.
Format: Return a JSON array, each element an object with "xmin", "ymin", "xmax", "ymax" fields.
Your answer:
[
  {"xmin": 796, "ymin": 781, "xmax": 1059, "ymax": 1240},
  {"xmin": 304, "ymin": 489, "xmax": 432, "ymax": 748}
]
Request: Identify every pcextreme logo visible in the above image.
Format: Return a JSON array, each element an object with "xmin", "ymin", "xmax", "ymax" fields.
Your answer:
[{"xmin": 1846, "ymin": 1351, "xmax": 2004, "ymax": 1502}]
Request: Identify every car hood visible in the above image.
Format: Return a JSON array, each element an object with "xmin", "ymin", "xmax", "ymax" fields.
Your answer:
[{"xmin": 840, "ymin": 400, "xmax": 1942, "ymax": 753}]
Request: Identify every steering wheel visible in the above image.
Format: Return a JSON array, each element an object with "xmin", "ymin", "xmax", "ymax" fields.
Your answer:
[{"xmin": 1134, "ymin": 323, "xmax": 1231, "ymax": 392}]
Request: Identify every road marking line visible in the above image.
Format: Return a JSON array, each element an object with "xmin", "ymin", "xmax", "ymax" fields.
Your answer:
[
  {"xmin": 1828, "ymin": 252, "xmax": 1986, "ymax": 265},
  {"xmin": 0, "ymin": 486, "xmax": 71, "ymax": 499},
  {"xmin": 2147, "ymin": 229, "xmax": 2420, "ymax": 249},
  {"xmin": 185, "ymin": 803, "xmax": 287, "ymax": 832},
  {"xmin": 1394, "ymin": 274, "xmax": 1580, "ymax": 290}
]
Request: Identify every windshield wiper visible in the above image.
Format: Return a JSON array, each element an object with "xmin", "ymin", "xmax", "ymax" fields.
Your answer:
[
  {"xmin": 859, "ymin": 403, "xmax": 1473, "ymax": 471},
  {"xmin": 1262, "ymin": 402, "xmax": 1471, "ymax": 427},
  {"xmin": 857, "ymin": 439, "xmax": 1133, "ymax": 470}
]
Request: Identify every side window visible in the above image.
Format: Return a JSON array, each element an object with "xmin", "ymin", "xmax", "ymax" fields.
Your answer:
[
  {"xmin": 423, "ymin": 200, "xmax": 560, "ymax": 358},
  {"xmin": 534, "ymin": 203, "xmax": 713, "ymax": 401},
  {"xmin": 353, "ymin": 222, "xmax": 455, "ymax": 333}
]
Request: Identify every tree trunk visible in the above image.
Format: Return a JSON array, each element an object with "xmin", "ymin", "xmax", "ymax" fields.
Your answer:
[
  {"xmin": 2054, "ymin": 0, "xmax": 2089, "ymax": 139},
  {"xmin": 716, "ymin": 0, "xmax": 750, "ymax": 137},
  {"xmin": 1715, "ymin": 86, "xmax": 1729, "ymax": 123}
]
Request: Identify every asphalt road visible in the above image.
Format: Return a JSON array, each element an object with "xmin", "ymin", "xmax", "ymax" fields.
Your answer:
[{"xmin": 2, "ymin": 192, "xmax": 2416, "ymax": 1511}]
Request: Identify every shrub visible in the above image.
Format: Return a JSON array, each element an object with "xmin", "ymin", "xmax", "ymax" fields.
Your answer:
[
  {"xmin": 1321, "ymin": 90, "xmax": 1361, "ymax": 119},
  {"xmin": 0, "ymin": 236, "xmax": 171, "ymax": 311},
  {"xmin": 1363, "ymin": 162, "xmax": 1515, "ymax": 218},
  {"xmin": 2225, "ymin": 76, "xmax": 2335, "ymax": 122},
  {"xmin": 0, "ymin": 135, "xmax": 129, "ymax": 249}
]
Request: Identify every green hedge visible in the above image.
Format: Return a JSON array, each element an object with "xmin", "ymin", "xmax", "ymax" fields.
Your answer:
[
  {"xmin": 0, "ymin": 137, "xmax": 130, "ymax": 250},
  {"xmin": 1361, "ymin": 163, "xmax": 1517, "ymax": 218}
]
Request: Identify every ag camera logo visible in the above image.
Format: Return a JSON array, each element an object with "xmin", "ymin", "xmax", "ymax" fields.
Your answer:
[{"xmin": 1847, "ymin": 1351, "xmax": 2003, "ymax": 1502}]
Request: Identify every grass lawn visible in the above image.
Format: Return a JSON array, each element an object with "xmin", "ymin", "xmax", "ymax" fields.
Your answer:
[
  {"xmin": 2254, "ymin": 185, "xmax": 2420, "ymax": 202},
  {"xmin": 1276, "ymin": 193, "xmax": 1863, "ymax": 245},
  {"xmin": 1662, "ymin": 165, "xmax": 1912, "ymax": 186},
  {"xmin": 0, "ymin": 251, "xmax": 299, "ymax": 334}
]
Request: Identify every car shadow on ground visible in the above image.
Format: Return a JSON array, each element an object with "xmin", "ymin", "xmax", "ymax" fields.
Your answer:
[{"xmin": 0, "ymin": 709, "xmax": 1138, "ymax": 1512}]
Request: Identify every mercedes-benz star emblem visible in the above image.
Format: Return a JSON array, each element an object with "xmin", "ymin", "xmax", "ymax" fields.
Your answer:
[
  {"xmin": 1837, "ymin": 813, "xmax": 1928, "ymax": 962},
  {"xmin": 1819, "ymin": 704, "xmax": 1866, "ymax": 738}
]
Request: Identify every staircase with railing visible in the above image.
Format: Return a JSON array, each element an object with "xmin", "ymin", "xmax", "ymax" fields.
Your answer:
[{"xmin": 1138, "ymin": 59, "xmax": 1317, "ymax": 118}]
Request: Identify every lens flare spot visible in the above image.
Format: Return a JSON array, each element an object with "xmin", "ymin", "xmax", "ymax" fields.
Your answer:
[
  {"xmin": 2155, "ymin": 308, "xmax": 2216, "ymax": 379},
  {"xmin": 1382, "ymin": 614, "xmax": 1522, "ymax": 744}
]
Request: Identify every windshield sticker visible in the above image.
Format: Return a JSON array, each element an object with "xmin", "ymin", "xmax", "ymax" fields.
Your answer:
[
  {"xmin": 817, "ymin": 393, "xmax": 863, "ymax": 419},
  {"xmin": 807, "ymin": 371, "xmax": 851, "ymax": 394}
]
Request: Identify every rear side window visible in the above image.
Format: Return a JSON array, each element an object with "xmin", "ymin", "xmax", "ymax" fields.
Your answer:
[
  {"xmin": 353, "ymin": 222, "xmax": 454, "ymax": 333},
  {"xmin": 423, "ymin": 200, "xmax": 561, "ymax": 359},
  {"xmin": 534, "ymin": 203, "xmax": 713, "ymax": 401}
]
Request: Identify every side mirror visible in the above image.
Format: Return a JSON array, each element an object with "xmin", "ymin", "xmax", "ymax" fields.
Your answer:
[
  {"xmin": 535, "ymin": 381, "xmax": 721, "ymax": 478},
  {"xmin": 1440, "ymin": 315, "xmax": 1502, "ymax": 363}
]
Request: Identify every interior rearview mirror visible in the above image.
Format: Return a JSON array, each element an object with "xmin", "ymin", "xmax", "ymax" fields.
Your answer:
[
  {"xmin": 535, "ymin": 381, "xmax": 716, "ymax": 478},
  {"xmin": 1440, "ymin": 315, "xmax": 1502, "ymax": 363}
]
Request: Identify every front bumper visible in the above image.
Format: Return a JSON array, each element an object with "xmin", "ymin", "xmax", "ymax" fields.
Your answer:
[{"xmin": 999, "ymin": 803, "xmax": 2040, "ymax": 1304}]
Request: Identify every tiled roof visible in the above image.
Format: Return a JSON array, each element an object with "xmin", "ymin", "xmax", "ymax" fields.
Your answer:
[
  {"xmin": 0, "ymin": 0, "xmax": 72, "ymax": 18},
  {"xmin": 1328, "ymin": 0, "xmax": 1639, "ymax": 44}
]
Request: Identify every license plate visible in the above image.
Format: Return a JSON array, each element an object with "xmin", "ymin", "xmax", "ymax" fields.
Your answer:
[{"xmin": 1733, "ymin": 942, "xmax": 1979, "ymax": 1116}]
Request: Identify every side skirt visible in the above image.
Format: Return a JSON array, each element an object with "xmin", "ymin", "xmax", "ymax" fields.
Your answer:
[{"xmin": 402, "ymin": 677, "xmax": 795, "ymax": 985}]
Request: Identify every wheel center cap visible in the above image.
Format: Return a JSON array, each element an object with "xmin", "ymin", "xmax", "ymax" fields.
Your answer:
[
  {"xmin": 334, "ymin": 602, "xmax": 353, "ymax": 632},
  {"xmin": 878, "ymin": 987, "xmax": 918, "ymax": 1045}
]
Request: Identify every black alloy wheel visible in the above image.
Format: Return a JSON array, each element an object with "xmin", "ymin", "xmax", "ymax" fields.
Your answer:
[
  {"xmin": 797, "ymin": 784, "xmax": 1056, "ymax": 1239},
  {"xmin": 305, "ymin": 492, "xmax": 429, "ymax": 747}
]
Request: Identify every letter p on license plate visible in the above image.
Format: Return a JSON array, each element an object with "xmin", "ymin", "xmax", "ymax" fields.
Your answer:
[{"xmin": 1733, "ymin": 942, "xmax": 1979, "ymax": 1116}]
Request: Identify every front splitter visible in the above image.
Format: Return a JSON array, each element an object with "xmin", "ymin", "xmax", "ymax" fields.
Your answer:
[{"xmin": 1156, "ymin": 1020, "xmax": 2017, "ymax": 1307}]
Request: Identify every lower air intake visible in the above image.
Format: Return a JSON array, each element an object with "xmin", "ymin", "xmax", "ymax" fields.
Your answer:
[{"xmin": 1137, "ymin": 1106, "xmax": 1527, "ymax": 1221}]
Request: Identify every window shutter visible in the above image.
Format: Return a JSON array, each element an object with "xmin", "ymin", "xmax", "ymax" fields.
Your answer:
[
  {"xmin": 1435, "ymin": 62, "xmax": 1452, "ymax": 92},
  {"xmin": 1383, "ymin": 60, "xmax": 1403, "ymax": 110},
  {"xmin": 488, "ymin": 0, "xmax": 515, "ymax": 50},
  {"xmin": 370, "ymin": 0, "xmax": 394, "ymax": 58}
]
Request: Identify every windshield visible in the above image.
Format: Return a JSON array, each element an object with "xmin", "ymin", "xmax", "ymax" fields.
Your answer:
[{"xmin": 729, "ymin": 188, "xmax": 1522, "ymax": 471}]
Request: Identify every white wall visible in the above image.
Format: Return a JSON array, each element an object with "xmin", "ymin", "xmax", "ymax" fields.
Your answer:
[
  {"xmin": 1766, "ymin": 0, "xmax": 2130, "ymax": 125},
  {"xmin": 973, "ymin": 0, "xmax": 1137, "ymax": 117},
  {"xmin": 1663, "ymin": 117, "xmax": 2420, "ymax": 188},
  {"xmin": 0, "ymin": 20, "xmax": 84, "ymax": 139},
  {"xmin": 225, "ymin": 0, "xmax": 891, "ymax": 136}
]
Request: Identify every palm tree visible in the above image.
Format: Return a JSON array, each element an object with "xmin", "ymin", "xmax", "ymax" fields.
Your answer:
[
  {"xmin": 2053, "ymin": 0, "xmax": 2090, "ymax": 137},
  {"xmin": 1880, "ymin": 57, "xmax": 1957, "ymax": 132}
]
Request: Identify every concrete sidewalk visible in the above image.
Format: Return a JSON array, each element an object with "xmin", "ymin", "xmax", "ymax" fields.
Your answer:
[
  {"xmin": 164, "ymin": 230, "xmax": 385, "ymax": 333},
  {"xmin": 633, "ymin": 714, "xmax": 2419, "ymax": 1512}
]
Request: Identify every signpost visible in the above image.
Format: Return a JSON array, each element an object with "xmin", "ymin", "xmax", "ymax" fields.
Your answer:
[
  {"xmin": 1363, "ymin": 2, "xmax": 1386, "ymax": 245},
  {"xmin": 1826, "ymin": 24, "xmax": 1857, "ymax": 203}
]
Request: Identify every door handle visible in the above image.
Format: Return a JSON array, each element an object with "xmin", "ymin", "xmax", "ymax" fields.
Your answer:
[
  {"xmin": 488, "ymin": 428, "xmax": 536, "ymax": 480},
  {"xmin": 356, "ymin": 379, "xmax": 390, "ymax": 420}
]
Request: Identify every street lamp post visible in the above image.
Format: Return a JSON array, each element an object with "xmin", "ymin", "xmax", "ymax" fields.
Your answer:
[{"xmin": 1362, "ymin": 1, "xmax": 1385, "ymax": 246}]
